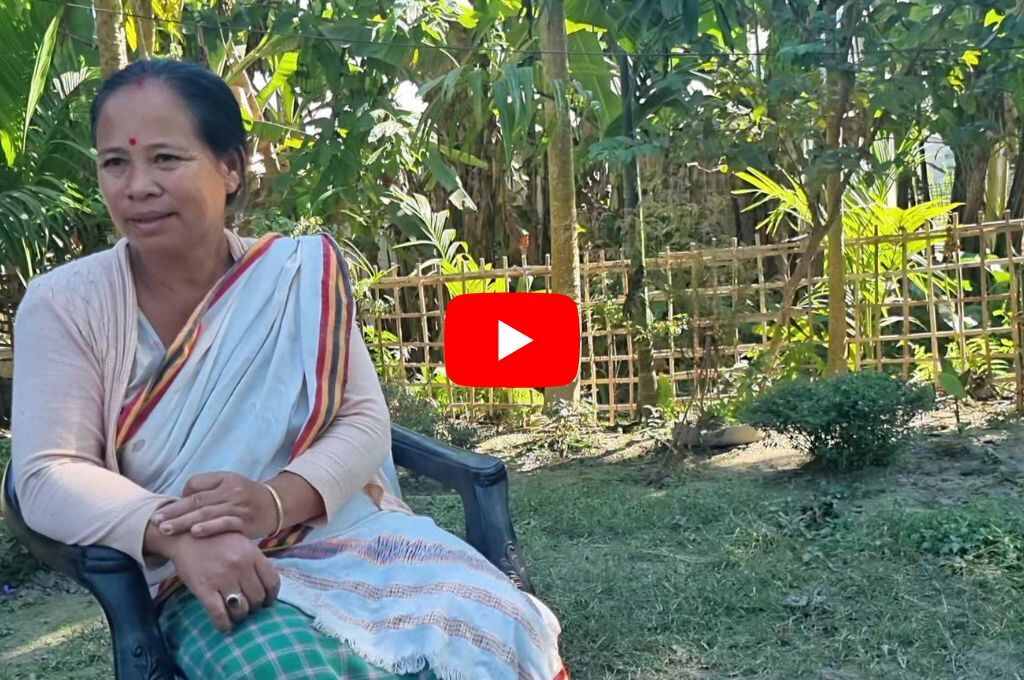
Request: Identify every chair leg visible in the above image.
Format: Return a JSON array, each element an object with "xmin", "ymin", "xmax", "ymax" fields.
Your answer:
[
  {"xmin": 464, "ymin": 477, "xmax": 534, "ymax": 594},
  {"xmin": 79, "ymin": 550, "xmax": 179, "ymax": 680}
]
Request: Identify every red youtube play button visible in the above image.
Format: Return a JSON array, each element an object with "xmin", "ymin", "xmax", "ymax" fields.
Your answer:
[{"xmin": 444, "ymin": 293, "xmax": 580, "ymax": 388}]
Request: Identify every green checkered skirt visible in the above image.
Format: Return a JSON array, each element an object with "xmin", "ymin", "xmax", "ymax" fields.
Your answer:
[{"xmin": 160, "ymin": 591, "xmax": 437, "ymax": 680}]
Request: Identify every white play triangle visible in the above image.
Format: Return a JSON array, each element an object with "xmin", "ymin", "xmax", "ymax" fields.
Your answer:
[{"xmin": 497, "ymin": 320, "xmax": 533, "ymax": 361}]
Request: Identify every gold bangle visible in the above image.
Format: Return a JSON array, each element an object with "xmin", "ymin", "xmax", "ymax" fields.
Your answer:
[{"xmin": 261, "ymin": 482, "xmax": 285, "ymax": 536}]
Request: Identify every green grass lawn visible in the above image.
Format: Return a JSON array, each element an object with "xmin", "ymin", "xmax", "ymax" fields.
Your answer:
[{"xmin": 3, "ymin": 417, "xmax": 1024, "ymax": 679}]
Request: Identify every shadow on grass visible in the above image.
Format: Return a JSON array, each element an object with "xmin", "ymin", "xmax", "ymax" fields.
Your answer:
[
  {"xmin": 407, "ymin": 420, "xmax": 1024, "ymax": 679},
  {"xmin": 0, "ymin": 591, "xmax": 110, "ymax": 680}
]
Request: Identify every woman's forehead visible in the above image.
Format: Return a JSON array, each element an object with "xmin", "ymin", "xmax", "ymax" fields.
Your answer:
[{"xmin": 95, "ymin": 81, "xmax": 201, "ymax": 147}]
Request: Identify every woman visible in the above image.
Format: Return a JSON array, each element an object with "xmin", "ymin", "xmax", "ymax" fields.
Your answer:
[{"xmin": 12, "ymin": 59, "xmax": 566, "ymax": 680}]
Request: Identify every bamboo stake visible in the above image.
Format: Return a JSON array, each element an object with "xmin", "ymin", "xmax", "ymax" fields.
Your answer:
[
  {"xmin": 416, "ymin": 270, "xmax": 433, "ymax": 398},
  {"xmin": 979, "ymin": 230, "xmax": 993, "ymax": 375},
  {"xmin": 900, "ymin": 231, "xmax": 911, "ymax": 379},
  {"xmin": 435, "ymin": 272, "xmax": 455, "ymax": 412},
  {"xmin": 690, "ymin": 258, "xmax": 701, "ymax": 411},
  {"xmin": 730, "ymin": 237, "xmax": 741, "ymax": 370},
  {"xmin": 622, "ymin": 262, "xmax": 636, "ymax": 417},
  {"xmin": 1005, "ymin": 219, "xmax": 1023, "ymax": 411},
  {"xmin": 754, "ymin": 232, "xmax": 768, "ymax": 347},
  {"xmin": 873, "ymin": 221, "xmax": 882, "ymax": 371},
  {"xmin": 600, "ymin": 250, "xmax": 615, "ymax": 424},
  {"xmin": 665, "ymin": 247, "xmax": 677, "ymax": 410},
  {"xmin": 392, "ymin": 261, "xmax": 409, "ymax": 386},
  {"xmin": 852, "ymin": 234, "xmax": 862, "ymax": 372},
  {"xmin": 925, "ymin": 230, "xmax": 941, "ymax": 386},
  {"xmin": 952, "ymin": 215, "xmax": 969, "ymax": 364},
  {"xmin": 583, "ymin": 251, "xmax": 598, "ymax": 406},
  {"xmin": 482, "ymin": 256, "xmax": 495, "ymax": 417},
  {"xmin": 458, "ymin": 257, "xmax": 475, "ymax": 414},
  {"xmin": 373, "ymin": 287, "xmax": 389, "ymax": 381}
]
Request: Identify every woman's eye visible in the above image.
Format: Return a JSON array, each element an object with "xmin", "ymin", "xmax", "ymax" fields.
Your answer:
[
  {"xmin": 102, "ymin": 157, "xmax": 125, "ymax": 168},
  {"xmin": 155, "ymin": 154, "xmax": 179, "ymax": 163}
]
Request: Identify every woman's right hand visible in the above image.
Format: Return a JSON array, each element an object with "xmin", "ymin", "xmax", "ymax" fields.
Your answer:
[{"xmin": 165, "ymin": 532, "xmax": 281, "ymax": 632}]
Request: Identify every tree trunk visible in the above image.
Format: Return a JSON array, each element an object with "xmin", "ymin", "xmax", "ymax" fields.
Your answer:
[
  {"xmin": 1008, "ymin": 126, "xmax": 1024, "ymax": 218},
  {"xmin": 94, "ymin": 0, "xmax": 128, "ymax": 77},
  {"xmin": 131, "ymin": 0, "xmax": 155, "ymax": 59},
  {"xmin": 539, "ymin": 0, "xmax": 581, "ymax": 404},
  {"xmin": 824, "ymin": 64, "xmax": 851, "ymax": 375},
  {"xmin": 619, "ymin": 51, "xmax": 657, "ymax": 415},
  {"xmin": 985, "ymin": 143, "xmax": 1008, "ymax": 221},
  {"xmin": 896, "ymin": 170, "xmax": 914, "ymax": 208},
  {"xmin": 825, "ymin": 152, "xmax": 846, "ymax": 372},
  {"xmin": 954, "ymin": 145, "xmax": 991, "ymax": 225},
  {"xmin": 918, "ymin": 139, "xmax": 932, "ymax": 202}
]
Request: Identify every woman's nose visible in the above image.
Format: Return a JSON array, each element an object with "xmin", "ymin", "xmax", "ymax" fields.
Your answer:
[{"xmin": 126, "ymin": 164, "xmax": 161, "ymax": 200}]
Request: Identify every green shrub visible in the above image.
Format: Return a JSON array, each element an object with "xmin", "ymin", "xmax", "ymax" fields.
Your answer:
[
  {"xmin": 382, "ymin": 382, "xmax": 443, "ymax": 439},
  {"xmin": 535, "ymin": 398, "xmax": 599, "ymax": 457},
  {"xmin": 441, "ymin": 419, "xmax": 484, "ymax": 450},
  {"xmin": 740, "ymin": 372, "xmax": 934, "ymax": 470},
  {"xmin": 382, "ymin": 382, "xmax": 486, "ymax": 449}
]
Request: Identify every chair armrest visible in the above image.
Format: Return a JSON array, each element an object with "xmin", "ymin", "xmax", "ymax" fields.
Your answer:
[
  {"xmin": 390, "ymin": 425, "xmax": 533, "ymax": 593},
  {"xmin": 2, "ymin": 462, "xmax": 177, "ymax": 680}
]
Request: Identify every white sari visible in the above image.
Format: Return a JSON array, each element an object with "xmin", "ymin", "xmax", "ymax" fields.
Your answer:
[{"xmin": 118, "ymin": 234, "xmax": 566, "ymax": 680}]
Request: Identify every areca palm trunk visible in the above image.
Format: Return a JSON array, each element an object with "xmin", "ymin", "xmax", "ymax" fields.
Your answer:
[
  {"xmin": 539, "ymin": 0, "xmax": 581, "ymax": 404},
  {"xmin": 95, "ymin": 0, "xmax": 128, "ymax": 77},
  {"xmin": 132, "ymin": 0, "xmax": 155, "ymax": 59},
  {"xmin": 620, "ymin": 51, "xmax": 657, "ymax": 413}
]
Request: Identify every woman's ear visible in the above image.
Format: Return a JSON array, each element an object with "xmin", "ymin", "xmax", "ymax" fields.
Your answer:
[{"xmin": 221, "ymin": 148, "xmax": 245, "ymax": 201}]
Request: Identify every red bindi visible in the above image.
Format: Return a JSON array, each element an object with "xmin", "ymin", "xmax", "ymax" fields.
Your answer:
[{"xmin": 129, "ymin": 137, "xmax": 137, "ymax": 146}]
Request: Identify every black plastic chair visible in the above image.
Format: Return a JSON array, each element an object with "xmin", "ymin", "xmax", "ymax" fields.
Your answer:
[{"xmin": 1, "ymin": 424, "xmax": 532, "ymax": 680}]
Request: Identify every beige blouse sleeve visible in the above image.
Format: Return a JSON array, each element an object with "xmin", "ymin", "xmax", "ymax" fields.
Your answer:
[
  {"xmin": 283, "ymin": 319, "xmax": 391, "ymax": 522},
  {"xmin": 11, "ymin": 278, "xmax": 175, "ymax": 568}
]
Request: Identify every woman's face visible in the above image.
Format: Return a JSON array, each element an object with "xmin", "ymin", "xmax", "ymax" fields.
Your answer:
[{"xmin": 94, "ymin": 80, "xmax": 240, "ymax": 255}]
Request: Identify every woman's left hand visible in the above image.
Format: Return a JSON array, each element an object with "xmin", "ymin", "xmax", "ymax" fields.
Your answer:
[{"xmin": 153, "ymin": 472, "xmax": 278, "ymax": 540}]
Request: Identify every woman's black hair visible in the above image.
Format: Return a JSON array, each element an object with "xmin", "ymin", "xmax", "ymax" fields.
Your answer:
[{"xmin": 90, "ymin": 59, "xmax": 249, "ymax": 207}]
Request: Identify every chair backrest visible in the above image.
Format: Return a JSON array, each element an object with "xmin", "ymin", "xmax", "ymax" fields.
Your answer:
[{"xmin": 2, "ymin": 460, "xmax": 23, "ymax": 528}]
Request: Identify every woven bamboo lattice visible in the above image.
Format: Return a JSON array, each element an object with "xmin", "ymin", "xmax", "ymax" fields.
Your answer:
[{"xmin": 363, "ymin": 217, "xmax": 1024, "ymax": 422}]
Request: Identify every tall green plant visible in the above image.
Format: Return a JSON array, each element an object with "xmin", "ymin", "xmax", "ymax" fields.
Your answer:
[
  {"xmin": 390, "ymin": 191, "xmax": 508, "ymax": 296},
  {"xmin": 735, "ymin": 165, "xmax": 960, "ymax": 368}
]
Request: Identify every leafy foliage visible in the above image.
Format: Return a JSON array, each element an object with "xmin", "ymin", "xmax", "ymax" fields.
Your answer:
[
  {"xmin": 741, "ymin": 372, "xmax": 935, "ymax": 470},
  {"xmin": 907, "ymin": 505, "xmax": 1024, "ymax": 583}
]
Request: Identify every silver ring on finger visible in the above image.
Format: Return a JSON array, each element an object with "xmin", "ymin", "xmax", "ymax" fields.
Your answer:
[{"xmin": 224, "ymin": 592, "xmax": 247, "ymax": 611}]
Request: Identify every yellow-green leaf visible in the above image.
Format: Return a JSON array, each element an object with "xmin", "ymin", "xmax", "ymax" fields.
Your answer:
[
  {"xmin": 125, "ymin": 14, "xmax": 137, "ymax": 51},
  {"xmin": 961, "ymin": 49, "xmax": 981, "ymax": 68},
  {"xmin": 984, "ymin": 9, "xmax": 1005, "ymax": 28},
  {"xmin": 0, "ymin": 130, "xmax": 16, "ymax": 167},
  {"xmin": 438, "ymin": 144, "xmax": 488, "ymax": 169}
]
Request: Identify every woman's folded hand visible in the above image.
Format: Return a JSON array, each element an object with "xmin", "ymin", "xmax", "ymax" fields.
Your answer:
[
  {"xmin": 151, "ymin": 471, "xmax": 278, "ymax": 539},
  {"xmin": 169, "ymin": 532, "xmax": 281, "ymax": 632}
]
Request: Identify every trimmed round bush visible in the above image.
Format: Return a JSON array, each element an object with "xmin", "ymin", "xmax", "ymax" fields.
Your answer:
[{"xmin": 740, "ymin": 371, "xmax": 934, "ymax": 470}]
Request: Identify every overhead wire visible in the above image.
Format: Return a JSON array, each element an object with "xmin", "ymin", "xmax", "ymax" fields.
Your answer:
[{"xmin": 37, "ymin": 0, "xmax": 1024, "ymax": 62}]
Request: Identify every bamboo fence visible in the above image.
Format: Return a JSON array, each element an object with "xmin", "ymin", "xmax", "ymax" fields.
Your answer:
[{"xmin": 364, "ymin": 216, "xmax": 1024, "ymax": 422}]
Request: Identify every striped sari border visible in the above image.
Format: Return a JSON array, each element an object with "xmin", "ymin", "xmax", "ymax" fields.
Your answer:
[
  {"xmin": 115, "ymin": 233, "xmax": 281, "ymax": 450},
  {"xmin": 275, "ymin": 535, "xmax": 504, "ymax": 581},
  {"xmin": 290, "ymin": 234, "xmax": 353, "ymax": 459},
  {"xmin": 277, "ymin": 568, "xmax": 547, "ymax": 649},
  {"xmin": 317, "ymin": 600, "xmax": 528, "ymax": 679}
]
